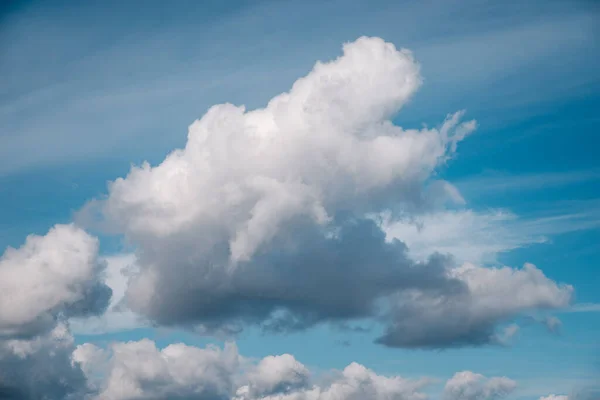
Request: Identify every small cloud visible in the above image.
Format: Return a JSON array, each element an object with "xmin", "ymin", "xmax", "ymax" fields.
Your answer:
[
  {"xmin": 444, "ymin": 371, "xmax": 517, "ymax": 400},
  {"xmin": 495, "ymin": 324, "xmax": 520, "ymax": 346},
  {"xmin": 565, "ymin": 303, "xmax": 600, "ymax": 313},
  {"xmin": 543, "ymin": 316, "xmax": 563, "ymax": 334},
  {"xmin": 539, "ymin": 395, "xmax": 569, "ymax": 400}
]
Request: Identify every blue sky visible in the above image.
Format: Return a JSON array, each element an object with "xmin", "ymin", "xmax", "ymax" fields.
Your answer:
[{"xmin": 0, "ymin": 1, "xmax": 599, "ymax": 400}]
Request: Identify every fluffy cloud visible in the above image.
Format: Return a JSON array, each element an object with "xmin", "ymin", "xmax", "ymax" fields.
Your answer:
[
  {"xmin": 239, "ymin": 354, "xmax": 310, "ymax": 398},
  {"xmin": 126, "ymin": 218, "xmax": 467, "ymax": 336},
  {"xmin": 539, "ymin": 396, "xmax": 569, "ymax": 400},
  {"xmin": 98, "ymin": 35, "xmax": 472, "ymax": 270},
  {"xmin": 77, "ymin": 36, "xmax": 573, "ymax": 348},
  {"xmin": 73, "ymin": 339, "xmax": 524, "ymax": 400},
  {"xmin": 0, "ymin": 224, "xmax": 111, "ymax": 337},
  {"xmin": 103, "ymin": 36, "xmax": 431, "ymax": 248},
  {"xmin": 80, "ymin": 339, "xmax": 240, "ymax": 400},
  {"xmin": 378, "ymin": 262, "xmax": 572, "ymax": 348},
  {"xmin": 74, "ymin": 339, "xmax": 433, "ymax": 400},
  {"xmin": 443, "ymin": 371, "xmax": 516, "ymax": 400},
  {"xmin": 234, "ymin": 362, "xmax": 430, "ymax": 400},
  {"xmin": 0, "ymin": 224, "xmax": 111, "ymax": 399}
]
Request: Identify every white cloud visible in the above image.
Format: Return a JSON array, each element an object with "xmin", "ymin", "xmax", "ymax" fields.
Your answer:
[
  {"xmin": 77, "ymin": 339, "xmax": 240, "ymax": 400},
  {"xmin": 74, "ymin": 339, "xmax": 433, "ymax": 400},
  {"xmin": 86, "ymin": 36, "xmax": 477, "ymax": 337},
  {"xmin": 539, "ymin": 396, "xmax": 569, "ymax": 400},
  {"xmin": 0, "ymin": 6, "xmax": 593, "ymax": 398},
  {"xmin": 451, "ymin": 263, "xmax": 571, "ymax": 312},
  {"xmin": 72, "ymin": 37, "xmax": 574, "ymax": 348},
  {"xmin": 72, "ymin": 342, "xmax": 110, "ymax": 391},
  {"xmin": 444, "ymin": 371, "xmax": 516, "ymax": 400},
  {"xmin": 0, "ymin": 224, "xmax": 111, "ymax": 337},
  {"xmin": 235, "ymin": 362, "xmax": 431, "ymax": 400},
  {"xmin": 101, "ymin": 36, "xmax": 449, "ymax": 257},
  {"xmin": 239, "ymin": 354, "xmax": 310, "ymax": 398},
  {"xmin": 72, "ymin": 339, "xmax": 525, "ymax": 400},
  {"xmin": 0, "ymin": 224, "xmax": 111, "ymax": 399}
]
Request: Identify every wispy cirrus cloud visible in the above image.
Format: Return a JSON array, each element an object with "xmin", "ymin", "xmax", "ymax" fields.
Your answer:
[
  {"xmin": 455, "ymin": 170, "xmax": 600, "ymax": 198},
  {"xmin": 563, "ymin": 303, "xmax": 600, "ymax": 313},
  {"xmin": 382, "ymin": 203, "xmax": 600, "ymax": 266},
  {"xmin": 0, "ymin": 0, "xmax": 597, "ymax": 175}
]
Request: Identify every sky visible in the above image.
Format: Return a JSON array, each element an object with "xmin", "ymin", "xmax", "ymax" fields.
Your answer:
[{"xmin": 0, "ymin": 0, "xmax": 599, "ymax": 399}]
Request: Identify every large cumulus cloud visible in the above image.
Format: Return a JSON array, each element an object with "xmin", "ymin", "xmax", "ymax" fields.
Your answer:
[{"xmin": 79, "ymin": 36, "xmax": 572, "ymax": 347}]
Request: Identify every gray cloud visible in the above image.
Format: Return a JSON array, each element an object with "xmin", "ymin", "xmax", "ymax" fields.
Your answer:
[
  {"xmin": 127, "ymin": 217, "xmax": 464, "ymax": 335},
  {"xmin": 0, "ymin": 324, "xmax": 89, "ymax": 400},
  {"xmin": 378, "ymin": 262, "xmax": 571, "ymax": 348}
]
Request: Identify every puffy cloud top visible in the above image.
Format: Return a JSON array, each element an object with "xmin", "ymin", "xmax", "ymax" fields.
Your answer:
[
  {"xmin": 103, "ymin": 36, "xmax": 454, "ymax": 259},
  {"xmin": 88, "ymin": 339, "xmax": 240, "ymax": 400},
  {"xmin": 444, "ymin": 371, "xmax": 516, "ymax": 400},
  {"xmin": 101, "ymin": 36, "xmax": 474, "ymax": 264},
  {"xmin": 71, "ymin": 339, "xmax": 522, "ymax": 400},
  {"xmin": 241, "ymin": 354, "xmax": 310, "ymax": 398},
  {"xmin": 75, "ymin": 339, "xmax": 433, "ymax": 400}
]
